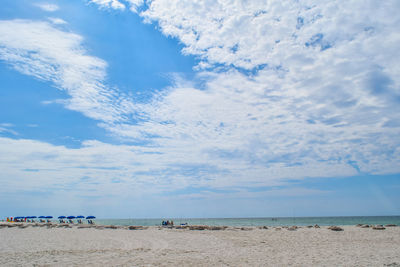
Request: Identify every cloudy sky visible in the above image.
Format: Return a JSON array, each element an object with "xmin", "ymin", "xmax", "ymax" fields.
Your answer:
[{"xmin": 0, "ymin": 0, "xmax": 399, "ymax": 218}]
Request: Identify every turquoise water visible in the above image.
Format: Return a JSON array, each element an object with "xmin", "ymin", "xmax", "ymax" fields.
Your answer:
[{"xmin": 94, "ymin": 216, "xmax": 400, "ymax": 227}]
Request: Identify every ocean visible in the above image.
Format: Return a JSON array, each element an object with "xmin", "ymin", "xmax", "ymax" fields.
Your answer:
[{"xmin": 94, "ymin": 216, "xmax": 400, "ymax": 227}]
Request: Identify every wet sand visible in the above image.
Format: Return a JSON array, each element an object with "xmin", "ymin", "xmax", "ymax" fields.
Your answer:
[{"xmin": 0, "ymin": 224, "xmax": 399, "ymax": 266}]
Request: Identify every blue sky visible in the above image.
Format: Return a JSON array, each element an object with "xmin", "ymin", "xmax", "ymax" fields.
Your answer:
[{"xmin": 0, "ymin": 0, "xmax": 399, "ymax": 218}]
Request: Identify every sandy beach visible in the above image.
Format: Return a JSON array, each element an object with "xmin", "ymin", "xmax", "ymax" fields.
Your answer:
[{"xmin": 0, "ymin": 224, "xmax": 399, "ymax": 266}]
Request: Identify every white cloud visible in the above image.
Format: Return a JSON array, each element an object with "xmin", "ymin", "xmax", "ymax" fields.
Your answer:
[
  {"xmin": 0, "ymin": 124, "xmax": 18, "ymax": 136},
  {"xmin": 88, "ymin": 0, "xmax": 144, "ymax": 12},
  {"xmin": 47, "ymin": 17, "xmax": 67, "ymax": 25},
  {"xmin": 0, "ymin": 123, "xmax": 14, "ymax": 127},
  {"xmin": 89, "ymin": 0, "xmax": 126, "ymax": 10},
  {"xmin": 35, "ymin": 3, "xmax": 59, "ymax": 12},
  {"xmin": 108, "ymin": 69, "xmax": 400, "ymax": 181},
  {"xmin": 108, "ymin": 0, "xmax": 400, "ymax": 179},
  {"xmin": 125, "ymin": 0, "xmax": 144, "ymax": 13}
]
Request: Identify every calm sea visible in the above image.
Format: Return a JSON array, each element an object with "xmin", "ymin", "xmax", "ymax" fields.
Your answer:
[{"xmin": 95, "ymin": 216, "xmax": 400, "ymax": 227}]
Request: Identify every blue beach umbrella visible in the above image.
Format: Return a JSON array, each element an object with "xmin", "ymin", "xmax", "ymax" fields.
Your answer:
[
  {"xmin": 38, "ymin": 216, "xmax": 45, "ymax": 219},
  {"xmin": 45, "ymin": 216, "xmax": 53, "ymax": 219},
  {"xmin": 86, "ymin": 216, "xmax": 96, "ymax": 219}
]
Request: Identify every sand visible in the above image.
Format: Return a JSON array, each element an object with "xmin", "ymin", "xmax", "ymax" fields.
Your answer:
[{"xmin": 0, "ymin": 224, "xmax": 399, "ymax": 266}]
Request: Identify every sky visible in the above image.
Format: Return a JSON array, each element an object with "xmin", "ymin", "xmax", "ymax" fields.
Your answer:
[{"xmin": 0, "ymin": 0, "xmax": 399, "ymax": 218}]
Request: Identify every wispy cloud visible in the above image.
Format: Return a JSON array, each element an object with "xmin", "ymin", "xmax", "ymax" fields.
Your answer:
[
  {"xmin": 35, "ymin": 3, "xmax": 59, "ymax": 12},
  {"xmin": 125, "ymin": 0, "xmax": 144, "ymax": 13},
  {"xmin": 0, "ymin": 124, "xmax": 18, "ymax": 136},
  {"xmin": 88, "ymin": 0, "xmax": 144, "ymax": 12},
  {"xmin": 47, "ymin": 17, "xmax": 67, "ymax": 25},
  {"xmin": 88, "ymin": 0, "xmax": 126, "ymax": 10},
  {"xmin": 0, "ymin": 19, "xmax": 133, "ymax": 123}
]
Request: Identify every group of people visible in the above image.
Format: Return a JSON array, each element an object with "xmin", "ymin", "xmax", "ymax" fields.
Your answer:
[
  {"xmin": 58, "ymin": 219, "xmax": 94, "ymax": 224},
  {"xmin": 162, "ymin": 220, "xmax": 174, "ymax": 226},
  {"xmin": 6, "ymin": 217, "xmax": 33, "ymax": 223}
]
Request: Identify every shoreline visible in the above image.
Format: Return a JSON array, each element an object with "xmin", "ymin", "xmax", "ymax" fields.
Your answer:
[{"xmin": 1, "ymin": 221, "xmax": 398, "ymax": 231}]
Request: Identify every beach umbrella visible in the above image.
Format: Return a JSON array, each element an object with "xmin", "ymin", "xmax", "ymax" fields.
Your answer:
[
  {"xmin": 58, "ymin": 216, "xmax": 66, "ymax": 219},
  {"xmin": 38, "ymin": 216, "xmax": 45, "ymax": 219},
  {"xmin": 76, "ymin": 215, "xmax": 85, "ymax": 218},
  {"xmin": 86, "ymin": 216, "xmax": 96, "ymax": 219},
  {"xmin": 31, "ymin": 216, "xmax": 37, "ymax": 218},
  {"xmin": 45, "ymin": 216, "xmax": 53, "ymax": 219},
  {"xmin": 67, "ymin": 216, "xmax": 76, "ymax": 219}
]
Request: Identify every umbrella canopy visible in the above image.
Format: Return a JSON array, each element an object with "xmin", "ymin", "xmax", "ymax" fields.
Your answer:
[
  {"xmin": 76, "ymin": 215, "xmax": 85, "ymax": 218},
  {"xmin": 45, "ymin": 216, "xmax": 53, "ymax": 219},
  {"xmin": 30, "ymin": 216, "xmax": 37, "ymax": 218},
  {"xmin": 86, "ymin": 216, "xmax": 96, "ymax": 219},
  {"xmin": 58, "ymin": 216, "xmax": 66, "ymax": 219},
  {"xmin": 38, "ymin": 216, "xmax": 46, "ymax": 218},
  {"xmin": 67, "ymin": 216, "xmax": 76, "ymax": 219}
]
